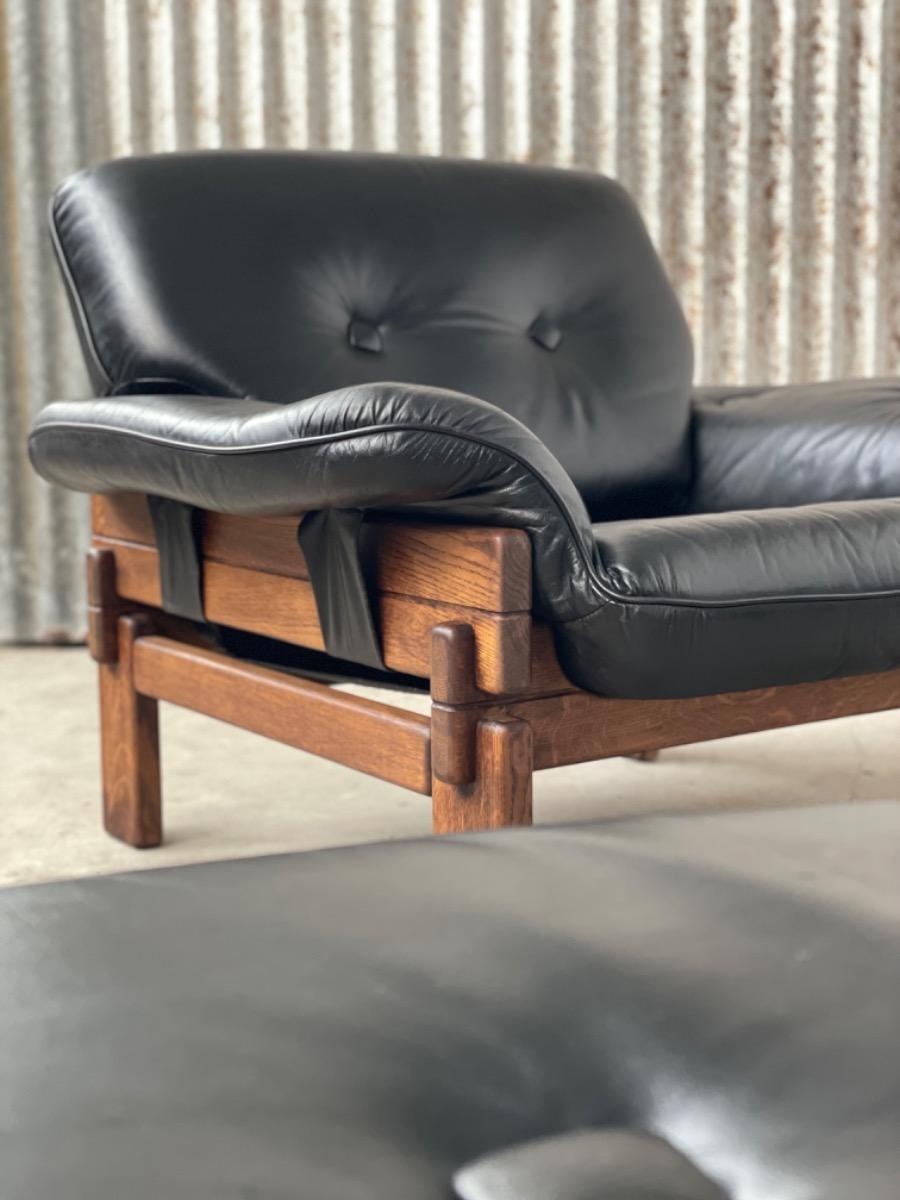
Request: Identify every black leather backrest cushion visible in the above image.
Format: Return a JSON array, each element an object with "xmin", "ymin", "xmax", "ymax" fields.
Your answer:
[{"xmin": 52, "ymin": 151, "xmax": 694, "ymax": 519}]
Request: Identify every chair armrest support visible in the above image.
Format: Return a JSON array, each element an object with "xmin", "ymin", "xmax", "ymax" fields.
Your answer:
[{"xmin": 30, "ymin": 384, "xmax": 598, "ymax": 628}]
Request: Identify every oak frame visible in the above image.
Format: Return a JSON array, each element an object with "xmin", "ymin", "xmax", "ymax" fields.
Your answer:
[{"xmin": 88, "ymin": 493, "xmax": 900, "ymax": 846}]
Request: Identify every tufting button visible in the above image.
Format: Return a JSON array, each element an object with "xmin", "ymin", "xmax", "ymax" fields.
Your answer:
[
  {"xmin": 528, "ymin": 315, "xmax": 562, "ymax": 351},
  {"xmin": 348, "ymin": 319, "xmax": 383, "ymax": 353}
]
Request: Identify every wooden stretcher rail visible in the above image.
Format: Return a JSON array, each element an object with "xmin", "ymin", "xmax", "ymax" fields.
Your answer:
[
  {"xmin": 482, "ymin": 665, "xmax": 900, "ymax": 770},
  {"xmin": 132, "ymin": 634, "xmax": 433, "ymax": 794}
]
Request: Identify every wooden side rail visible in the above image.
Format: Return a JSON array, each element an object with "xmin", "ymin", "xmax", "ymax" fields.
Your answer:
[
  {"xmin": 132, "ymin": 633, "xmax": 432, "ymax": 795},
  {"xmin": 425, "ymin": 620, "xmax": 900, "ymax": 827},
  {"xmin": 91, "ymin": 493, "xmax": 582, "ymax": 698},
  {"xmin": 484, "ymin": 667, "xmax": 900, "ymax": 768},
  {"xmin": 96, "ymin": 534, "xmax": 537, "ymax": 694},
  {"xmin": 92, "ymin": 494, "xmax": 533, "ymax": 612}
]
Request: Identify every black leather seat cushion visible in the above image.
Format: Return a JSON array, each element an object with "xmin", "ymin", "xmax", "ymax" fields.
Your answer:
[
  {"xmin": 577, "ymin": 498, "xmax": 900, "ymax": 696},
  {"xmin": 3, "ymin": 803, "xmax": 900, "ymax": 1199}
]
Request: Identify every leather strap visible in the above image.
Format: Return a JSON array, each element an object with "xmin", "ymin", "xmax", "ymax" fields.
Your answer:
[
  {"xmin": 298, "ymin": 509, "xmax": 385, "ymax": 671},
  {"xmin": 147, "ymin": 495, "xmax": 205, "ymax": 621}
]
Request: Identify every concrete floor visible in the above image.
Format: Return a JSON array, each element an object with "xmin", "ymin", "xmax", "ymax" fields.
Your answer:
[{"xmin": 3, "ymin": 644, "xmax": 898, "ymax": 887}]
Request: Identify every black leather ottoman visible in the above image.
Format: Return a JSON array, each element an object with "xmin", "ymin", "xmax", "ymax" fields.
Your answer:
[{"xmin": 3, "ymin": 804, "xmax": 899, "ymax": 1199}]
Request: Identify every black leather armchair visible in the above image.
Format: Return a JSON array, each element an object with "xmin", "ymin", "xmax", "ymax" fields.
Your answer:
[{"xmin": 28, "ymin": 151, "xmax": 900, "ymax": 842}]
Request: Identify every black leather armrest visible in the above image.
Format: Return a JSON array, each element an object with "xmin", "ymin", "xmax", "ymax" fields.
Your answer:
[
  {"xmin": 690, "ymin": 378, "xmax": 900, "ymax": 512},
  {"xmin": 28, "ymin": 384, "xmax": 597, "ymax": 625}
]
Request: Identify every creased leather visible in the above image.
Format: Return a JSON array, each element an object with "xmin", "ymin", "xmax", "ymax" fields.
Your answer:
[
  {"xmin": 27, "ymin": 150, "xmax": 900, "ymax": 698},
  {"xmin": 3, "ymin": 802, "xmax": 900, "ymax": 1199},
  {"xmin": 28, "ymin": 385, "xmax": 601, "ymax": 628},
  {"xmin": 691, "ymin": 379, "xmax": 900, "ymax": 512},
  {"xmin": 45, "ymin": 150, "xmax": 694, "ymax": 521},
  {"xmin": 567, "ymin": 501, "xmax": 900, "ymax": 696}
]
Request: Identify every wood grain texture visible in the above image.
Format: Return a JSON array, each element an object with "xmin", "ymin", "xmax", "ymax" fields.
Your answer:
[
  {"xmin": 428, "ymin": 618, "xmax": 567, "ymax": 706},
  {"xmin": 92, "ymin": 493, "xmax": 532, "ymax": 612},
  {"xmin": 526, "ymin": 624, "xmax": 576, "ymax": 696},
  {"xmin": 132, "ymin": 635, "xmax": 432, "ymax": 794},
  {"xmin": 86, "ymin": 546, "xmax": 120, "ymax": 663},
  {"xmin": 432, "ymin": 717, "xmax": 533, "ymax": 833},
  {"xmin": 93, "ymin": 535, "xmax": 532, "ymax": 694},
  {"xmin": 430, "ymin": 624, "xmax": 479, "ymax": 784},
  {"xmin": 431, "ymin": 705, "xmax": 476, "ymax": 785},
  {"xmin": 374, "ymin": 522, "xmax": 531, "ymax": 610},
  {"xmin": 85, "ymin": 498, "xmax": 900, "ymax": 839},
  {"xmin": 430, "ymin": 621, "xmax": 479, "ymax": 705},
  {"xmin": 99, "ymin": 613, "xmax": 162, "ymax": 848},
  {"xmin": 485, "ymin": 667, "xmax": 900, "ymax": 770}
]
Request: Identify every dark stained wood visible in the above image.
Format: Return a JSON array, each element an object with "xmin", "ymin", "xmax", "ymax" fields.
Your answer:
[
  {"xmin": 431, "ymin": 706, "xmax": 476, "ymax": 785},
  {"xmin": 92, "ymin": 535, "xmax": 533, "ymax": 694},
  {"xmin": 430, "ymin": 621, "xmax": 479, "ymax": 705},
  {"xmin": 86, "ymin": 543, "xmax": 118, "ymax": 607},
  {"xmin": 99, "ymin": 613, "xmax": 162, "ymax": 848},
  {"xmin": 430, "ymin": 623, "xmax": 479, "ymax": 784},
  {"xmin": 526, "ymin": 624, "xmax": 577, "ymax": 696},
  {"xmin": 205, "ymin": 513, "xmax": 307, "ymax": 578},
  {"xmin": 86, "ymin": 546, "xmax": 120, "ymax": 663},
  {"xmin": 387, "ymin": 598, "xmax": 531, "ymax": 695},
  {"xmin": 91, "ymin": 493, "xmax": 532, "ymax": 612},
  {"xmin": 432, "ymin": 718, "xmax": 533, "ymax": 833},
  {"xmin": 201, "ymin": 558, "xmax": 324, "ymax": 646},
  {"xmin": 92, "ymin": 493, "xmax": 151, "ymax": 539},
  {"xmin": 132, "ymin": 635, "xmax": 433, "ymax": 794},
  {"xmin": 87, "ymin": 495, "xmax": 900, "ymax": 845},
  {"xmin": 435, "ymin": 620, "xmax": 569, "ymax": 700},
  {"xmin": 482, "ymin": 666, "xmax": 900, "ymax": 771},
  {"xmin": 93, "ymin": 495, "xmax": 307, "ymax": 578},
  {"xmin": 374, "ymin": 522, "xmax": 531, "ymax": 611}
]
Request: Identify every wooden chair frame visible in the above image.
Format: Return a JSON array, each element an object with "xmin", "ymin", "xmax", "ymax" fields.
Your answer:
[{"xmin": 88, "ymin": 492, "xmax": 900, "ymax": 847}]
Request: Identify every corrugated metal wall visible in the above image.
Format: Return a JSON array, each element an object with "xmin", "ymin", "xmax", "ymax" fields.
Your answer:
[{"xmin": 2, "ymin": 0, "xmax": 899, "ymax": 641}]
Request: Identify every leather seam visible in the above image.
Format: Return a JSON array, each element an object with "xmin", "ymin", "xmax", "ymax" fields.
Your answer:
[
  {"xmin": 559, "ymin": 582, "xmax": 900, "ymax": 622},
  {"xmin": 31, "ymin": 418, "xmax": 900, "ymax": 613},
  {"xmin": 691, "ymin": 386, "xmax": 771, "ymax": 408},
  {"xmin": 48, "ymin": 195, "xmax": 114, "ymax": 388}
]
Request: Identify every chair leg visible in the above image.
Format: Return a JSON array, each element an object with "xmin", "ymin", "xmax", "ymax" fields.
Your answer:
[
  {"xmin": 432, "ymin": 717, "xmax": 533, "ymax": 834},
  {"xmin": 98, "ymin": 613, "xmax": 162, "ymax": 848}
]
